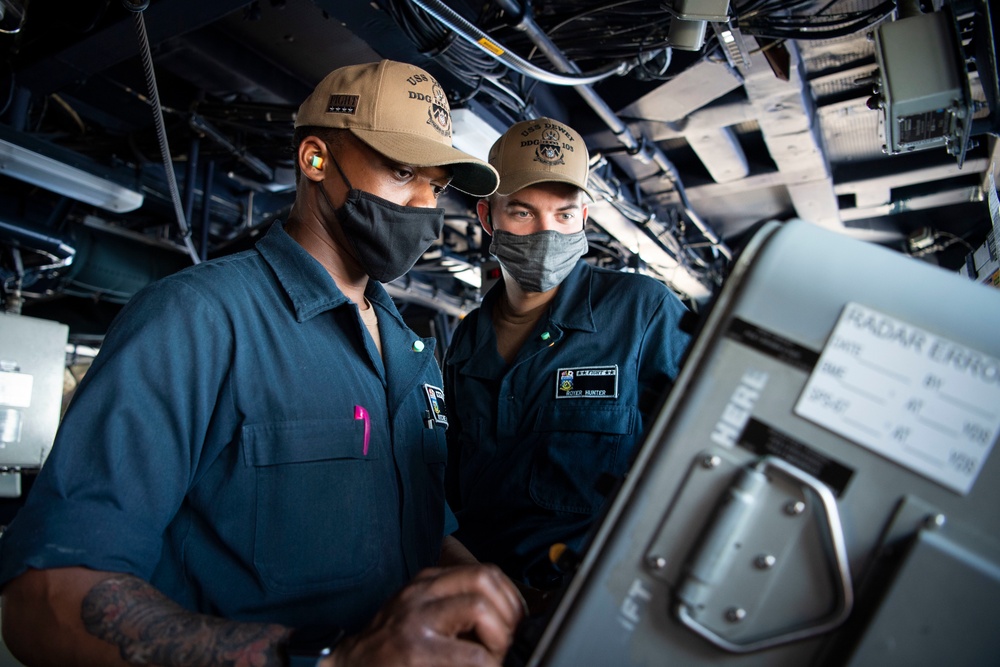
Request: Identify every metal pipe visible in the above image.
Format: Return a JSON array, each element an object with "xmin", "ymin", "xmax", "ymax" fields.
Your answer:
[
  {"xmin": 385, "ymin": 276, "xmax": 475, "ymax": 319},
  {"xmin": 189, "ymin": 114, "xmax": 273, "ymax": 181},
  {"xmin": 8, "ymin": 87, "xmax": 30, "ymax": 132},
  {"xmin": 0, "ymin": 219, "xmax": 75, "ymax": 311},
  {"xmin": 495, "ymin": 0, "xmax": 642, "ymax": 153},
  {"xmin": 409, "ymin": 0, "xmax": 628, "ymax": 86},
  {"xmin": 0, "ymin": 219, "xmax": 76, "ymax": 268},
  {"xmin": 493, "ymin": 1, "xmax": 731, "ymax": 260},
  {"xmin": 200, "ymin": 159, "xmax": 215, "ymax": 262},
  {"xmin": 183, "ymin": 135, "xmax": 200, "ymax": 229}
]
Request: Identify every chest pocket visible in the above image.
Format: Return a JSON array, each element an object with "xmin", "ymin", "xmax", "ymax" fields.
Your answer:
[
  {"xmin": 529, "ymin": 404, "xmax": 636, "ymax": 514},
  {"xmin": 421, "ymin": 424, "xmax": 448, "ymax": 495},
  {"xmin": 422, "ymin": 426, "xmax": 447, "ymax": 464},
  {"xmin": 243, "ymin": 418, "xmax": 381, "ymax": 593}
]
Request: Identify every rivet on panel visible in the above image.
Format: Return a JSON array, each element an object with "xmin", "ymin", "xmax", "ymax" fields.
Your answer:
[
  {"xmin": 784, "ymin": 500, "xmax": 806, "ymax": 516},
  {"xmin": 754, "ymin": 554, "xmax": 776, "ymax": 570}
]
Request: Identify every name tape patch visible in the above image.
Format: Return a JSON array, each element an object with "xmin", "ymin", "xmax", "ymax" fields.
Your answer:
[{"xmin": 555, "ymin": 365, "xmax": 619, "ymax": 399}]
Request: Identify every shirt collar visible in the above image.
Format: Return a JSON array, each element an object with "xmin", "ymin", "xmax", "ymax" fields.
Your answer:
[
  {"xmin": 543, "ymin": 259, "xmax": 596, "ymax": 333},
  {"xmin": 256, "ymin": 221, "xmax": 351, "ymax": 322},
  {"xmin": 256, "ymin": 221, "xmax": 418, "ymax": 336},
  {"xmin": 365, "ymin": 280, "xmax": 408, "ymax": 330},
  {"xmin": 479, "ymin": 258, "xmax": 595, "ymax": 332},
  {"xmin": 453, "ymin": 258, "xmax": 596, "ymax": 369}
]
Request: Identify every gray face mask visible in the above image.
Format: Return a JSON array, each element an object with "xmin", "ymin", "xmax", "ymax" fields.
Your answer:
[{"xmin": 489, "ymin": 228, "xmax": 588, "ymax": 293}]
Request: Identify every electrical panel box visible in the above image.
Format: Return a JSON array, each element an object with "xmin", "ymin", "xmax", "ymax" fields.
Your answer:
[
  {"xmin": 0, "ymin": 314, "xmax": 68, "ymax": 485},
  {"xmin": 873, "ymin": 10, "xmax": 972, "ymax": 161},
  {"xmin": 668, "ymin": 0, "xmax": 731, "ymax": 51},
  {"xmin": 960, "ymin": 169, "xmax": 998, "ymax": 287},
  {"xmin": 959, "ymin": 228, "xmax": 998, "ymax": 287},
  {"xmin": 524, "ymin": 220, "xmax": 1000, "ymax": 666}
]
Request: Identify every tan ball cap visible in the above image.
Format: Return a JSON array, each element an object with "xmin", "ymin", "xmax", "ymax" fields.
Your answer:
[
  {"xmin": 488, "ymin": 117, "xmax": 595, "ymax": 200},
  {"xmin": 295, "ymin": 60, "xmax": 499, "ymax": 197}
]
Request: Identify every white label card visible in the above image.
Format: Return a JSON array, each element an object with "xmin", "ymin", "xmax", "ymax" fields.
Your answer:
[
  {"xmin": 0, "ymin": 371, "xmax": 33, "ymax": 409},
  {"xmin": 794, "ymin": 303, "xmax": 1000, "ymax": 495}
]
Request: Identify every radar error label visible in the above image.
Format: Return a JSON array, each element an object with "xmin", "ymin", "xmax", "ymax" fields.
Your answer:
[{"xmin": 795, "ymin": 302, "xmax": 999, "ymax": 495}]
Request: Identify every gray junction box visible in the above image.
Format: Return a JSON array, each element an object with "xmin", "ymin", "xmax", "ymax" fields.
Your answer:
[
  {"xmin": 0, "ymin": 313, "xmax": 69, "ymax": 490},
  {"xmin": 873, "ymin": 9, "xmax": 970, "ymax": 158},
  {"xmin": 526, "ymin": 220, "xmax": 1000, "ymax": 667}
]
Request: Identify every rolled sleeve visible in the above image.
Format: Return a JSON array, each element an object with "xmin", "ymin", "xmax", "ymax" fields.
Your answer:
[{"xmin": 0, "ymin": 276, "xmax": 232, "ymax": 587}]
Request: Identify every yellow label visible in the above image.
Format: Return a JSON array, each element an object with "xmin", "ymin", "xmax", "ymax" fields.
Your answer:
[{"xmin": 477, "ymin": 38, "xmax": 505, "ymax": 56}]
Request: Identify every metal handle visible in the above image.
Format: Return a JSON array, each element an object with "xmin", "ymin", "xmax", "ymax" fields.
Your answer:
[{"xmin": 676, "ymin": 456, "xmax": 854, "ymax": 653}]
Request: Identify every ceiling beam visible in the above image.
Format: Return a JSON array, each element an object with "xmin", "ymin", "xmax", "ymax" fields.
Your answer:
[
  {"xmin": 834, "ymin": 158, "xmax": 989, "ymax": 196},
  {"xmin": 741, "ymin": 40, "xmax": 841, "ymax": 229},
  {"xmin": 19, "ymin": 0, "xmax": 254, "ymax": 95}
]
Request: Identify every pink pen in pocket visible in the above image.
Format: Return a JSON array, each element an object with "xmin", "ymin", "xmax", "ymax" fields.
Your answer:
[{"xmin": 354, "ymin": 405, "xmax": 370, "ymax": 456}]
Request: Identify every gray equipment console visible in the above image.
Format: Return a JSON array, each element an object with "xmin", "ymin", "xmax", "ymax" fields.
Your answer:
[{"xmin": 526, "ymin": 219, "xmax": 1000, "ymax": 666}]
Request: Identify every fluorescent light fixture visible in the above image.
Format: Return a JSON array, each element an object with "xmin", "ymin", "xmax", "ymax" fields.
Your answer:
[
  {"xmin": 452, "ymin": 266, "xmax": 482, "ymax": 288},
  {"xmin": 438, "ymin": 256, "xmax": 482, "ymax": 288},
  {"xmin": 451, "ymin": 108, "xmax": 502, "ymax": 162},
  {"xmin": 0, "ymin": 138, "xmax": 144, "ymax": 213}
]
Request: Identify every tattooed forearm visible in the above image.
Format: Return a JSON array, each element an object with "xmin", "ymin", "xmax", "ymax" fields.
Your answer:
[{"xmin": 81, "ymin": 575, "xmax": 291, "ymax": 667}]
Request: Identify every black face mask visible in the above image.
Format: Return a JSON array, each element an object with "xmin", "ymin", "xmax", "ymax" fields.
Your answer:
[{"xmin": 320, "ymin": 149, "xmax": 445, "ymax": 283}]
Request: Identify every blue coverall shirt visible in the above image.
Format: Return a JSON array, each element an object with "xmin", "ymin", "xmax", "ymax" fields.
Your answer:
[
  {"xmin": 444, "ymin": 259, "xmax": 690, "ymax": 588},
  {"xmin": 0, "ymin": 221, "xmax": 454, "ymax": 631}
]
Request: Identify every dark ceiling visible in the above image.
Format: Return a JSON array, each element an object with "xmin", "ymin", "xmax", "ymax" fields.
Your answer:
[{"xmin": 0, "ymin": 0, "xmax": 997, "ymax": 340}]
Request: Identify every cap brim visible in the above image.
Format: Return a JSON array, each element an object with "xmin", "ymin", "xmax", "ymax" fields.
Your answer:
[
  {"xmin": 497, "ymin": 170, "xmax": 597, "ymax": 201},
  {"xmin": 351, "ymin": 128, "xmax": 499, "ymax": 197}
]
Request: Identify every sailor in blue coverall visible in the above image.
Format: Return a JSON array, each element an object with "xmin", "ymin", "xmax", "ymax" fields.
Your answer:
[
  {"xmin": 0, "ymin": 60, "xmax": 523, "ymax": 667},
  {"xmin": 0, "ymin": 221, "xmax": 452, "ymax": 628},
  {"xmin": 444, "ymin": 118, "xmax": 691, "ymax": 594}
]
